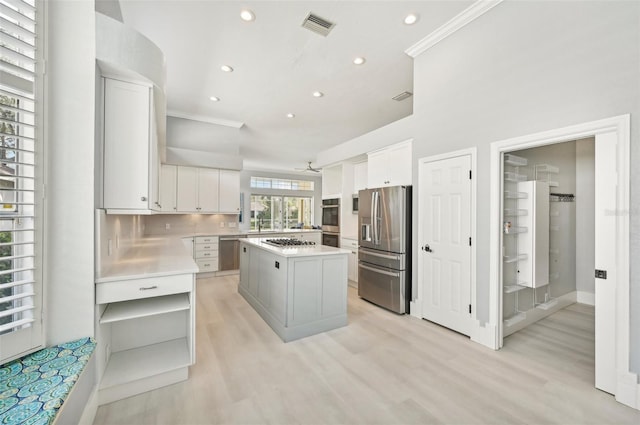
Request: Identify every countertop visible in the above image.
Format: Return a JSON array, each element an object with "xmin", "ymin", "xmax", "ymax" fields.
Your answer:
[
  {"xmin": 96, "ymin": 237, "xmax": 198, "ymax": 283},
  {"xmin": 241, "ymin": 237, "xmax": 350, "ymax": 258}
]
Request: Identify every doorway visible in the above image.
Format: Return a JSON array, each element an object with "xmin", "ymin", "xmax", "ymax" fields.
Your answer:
[{"xmin": 488, "ymin": 115, "xmax": 633, "ymax": 405}]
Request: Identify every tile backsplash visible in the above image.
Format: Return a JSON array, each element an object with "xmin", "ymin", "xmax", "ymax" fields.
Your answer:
[
  {"xmin": 96, "ymin": 210, "xmax": 145, "ymax": 276},
  {"xmin": 144, "ymin": 214, "xmax": 240, "ymax": 236}
]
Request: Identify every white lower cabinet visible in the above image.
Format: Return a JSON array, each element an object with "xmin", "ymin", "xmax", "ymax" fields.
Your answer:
[
  {"xmin": 96, "ymin": 273, "xmax": 195, "ymax": 405},
  {"xmin": 194, "ymin": 236, "xmax": 219, "ymax": 273},
  {"xmin": 341, "ymin": 238, "xmax": 359, "ymax": 283}
]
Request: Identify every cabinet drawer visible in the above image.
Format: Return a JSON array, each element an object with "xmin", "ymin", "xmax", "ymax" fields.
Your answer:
[
  {"xmin": 195, "ymin": 250, "xmax": 218, "ymax": 259},
  {"xmin": 341, "ymin": 238, "xmax": 359, "ymax": 249},
  {"xmin": 96, "ymin": 274, "xmax": 193, "ymax": 304},
  {"xmin": 196, "ymin": 259, "xmax": 218, "ymax": 273},
  {"xmin": 195, "ymin": 243, "xmax": 218, "ymax": 252},
  {"xmin": 195, "ymin": 236, "xmax": 218, "ymax": 244}
]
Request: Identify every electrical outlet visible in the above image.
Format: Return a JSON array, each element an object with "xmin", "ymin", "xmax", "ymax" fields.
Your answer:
[
  {"xmin": 108, "ymin": 239, "xmax": 112, "ymax": 256},
  {"xmin": 165, "ymin": 223, "xmax": 171, "ymax": 230}
]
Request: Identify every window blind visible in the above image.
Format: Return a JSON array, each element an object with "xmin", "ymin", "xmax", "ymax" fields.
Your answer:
[{"xmin": 0, "ymin": 0, "xmax": 41, "ymax": 362}]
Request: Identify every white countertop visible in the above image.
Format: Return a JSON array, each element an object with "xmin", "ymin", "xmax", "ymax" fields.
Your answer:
[
  {"xmin": 242, "ymin": 238, "xmax": 350, "ymax": 258},
  {"xmin": 96, "ymin": 237, "xmax": 198, "ymax": 283}
]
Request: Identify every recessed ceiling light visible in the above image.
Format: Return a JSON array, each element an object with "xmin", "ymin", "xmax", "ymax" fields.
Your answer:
[
  {"xmin": 312, "ymin": 91, "xmax": 324, "ymax": 98},
  {"xmin": 221, "ymin": 65, "xmax": 234, "ymax": 72},
  {"xmin": 240, "ymin": 9, "xmax": 255, "ymax": 22},
  {"xmin": 209, "ymin": 96, "xmax": 220, "ymax": 102},
  {"xmin": 353, "ymin": 57, "xmax": 366, "ymax": 65},
  {"xmin": 286, "ymin": 113, "xmax": 295, "ymax": 118},
  {"xmin": 404, "ymin": 13, "xmax": 419, "ymax": 25}
]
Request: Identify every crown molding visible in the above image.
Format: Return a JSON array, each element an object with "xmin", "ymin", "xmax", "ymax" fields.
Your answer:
[
  {"xmin": 405, "ymin": 0, "xmax": 504, "ymax": 58},
  {"xmin": 167, "ymin": 109, "xmax": 245, "ymax": 129}
]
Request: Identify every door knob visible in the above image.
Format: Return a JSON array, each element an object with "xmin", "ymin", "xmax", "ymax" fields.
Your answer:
[{"xmin": 421, "ymin": 244, "xmax": 433, "ymax": 253}]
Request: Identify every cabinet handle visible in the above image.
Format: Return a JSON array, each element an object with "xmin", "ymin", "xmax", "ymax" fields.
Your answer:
[
  {"xmin": 139, "ymin": 285, "xmax": 158, "ymax": 291},
  {"xmin": 141, "ymin": 196, "xmax": 147, "ymax": 201}
]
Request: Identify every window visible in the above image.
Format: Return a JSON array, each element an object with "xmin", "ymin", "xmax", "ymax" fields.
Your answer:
[
  {"xmin": 250, "ymin": 195, "xmax": 313, "ymax": 231},
  {"xmin": 0, "ymin": 0, "xmax": 42, "ymax": 363},
  {"xmin": 250, "ymin": 176, "xmax": 314, "ymax": 191}
]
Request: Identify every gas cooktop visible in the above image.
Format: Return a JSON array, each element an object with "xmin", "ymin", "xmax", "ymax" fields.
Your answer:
[{"xmin": 263, "ymin": 238, "xmax": 316, "ymax": 247}]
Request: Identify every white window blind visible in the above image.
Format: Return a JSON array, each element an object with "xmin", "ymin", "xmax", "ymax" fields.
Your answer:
[{"xmin": 0, "ymin": 0, "xmax": 42, "ymax": 363}]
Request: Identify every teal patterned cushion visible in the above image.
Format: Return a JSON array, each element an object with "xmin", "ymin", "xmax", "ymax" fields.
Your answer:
[{"xmin": 0, "ymin": 337, "xmax": 96, "ymax": 425}]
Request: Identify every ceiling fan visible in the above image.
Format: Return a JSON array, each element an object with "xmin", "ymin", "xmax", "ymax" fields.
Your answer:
[{"xmin": 295, "ymin": 161, "xmax": 322, "ymax": 173}]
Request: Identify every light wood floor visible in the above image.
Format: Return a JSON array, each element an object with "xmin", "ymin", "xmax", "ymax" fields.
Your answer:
[{"xmin": 94, "ymin": 276, "xmax": 640, "ymax": 424}]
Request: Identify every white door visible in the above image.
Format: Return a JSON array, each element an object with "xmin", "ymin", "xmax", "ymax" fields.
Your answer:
[
  {"xmin": 176, "ymin": 166, "xmax": 198, "ymax": 212},
  {"xmin": 420, "ymin": 155, "xmax": 472, "ymax": 336},
  {"xmin": 594, "ymin": 131, "xmax": 617, "ymax": 394},
  {"xmin": 159, "ymin": 164, "xmax": 177, "ymax": 212},
  {"xmin": 219, "ymin": 169, "xmax": 240, "ymax": 213}
]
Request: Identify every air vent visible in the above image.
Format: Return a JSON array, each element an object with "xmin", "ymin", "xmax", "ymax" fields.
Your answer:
[
  {"xmin": 301, "ymin": 13, "xmax": 336, "ymax": 37},
  {"xmin": 392, "ymin": 91, "xmax": 413, "ymax": 101}
]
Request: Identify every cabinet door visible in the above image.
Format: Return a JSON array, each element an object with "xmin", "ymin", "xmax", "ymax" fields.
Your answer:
[
  {"xmin": 385, "ymin": 142, "xmax": 412, "ymax": 186},
  {"xmin": 197, "ymin": 168, "xmax": 220, "ymax": 212},
  {"xmin": 219, "ymin": 169, "xmax": 240, "ymax": 213},
  {"xmin": 367, "ymin": 150, "xmax": 387, "ymax": 188},
  {"xmin": 103, "ymin": 78, "xmax": 150, "ymax": 209},
  {"xmin": 159, "ymin": 164, "xmax": 177, "ymax": 212},
  {"xmin": 149, "ymin": 103, "xmax": 160, "ymax": 211},
  {"xmin": 176, "ymin": 166, "xmax": 198, "ymax": 212},
  {"xmin": 353, "ymin": 161, "xmax": 368, "ymax": 192}
]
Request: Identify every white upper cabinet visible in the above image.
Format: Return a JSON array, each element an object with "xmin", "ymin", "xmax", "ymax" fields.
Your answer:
[
  {"xmin": 176, "ymin": 166, "xmax": 219, "ymax": 213},
  {"xmin": 322, "ymin": 164, "xmax": 343, "ymax": 198},
  {"xmin": 219, "ymin": 169, "xmax": 240, "ymax": 213},
  {"xmin": 353, "ymin": 161, "xmax": 368, "ymax": 193},
  {"xmin": 103, "ymin": 78, "xmax": 159, "ymax": 212},
  {"xmin": 367, "ymin": 140, "xmax": 412, "ymax": 187},
  {"xmin": 158, "ymin": 164, "xmax": 177, "ymax": 212}
]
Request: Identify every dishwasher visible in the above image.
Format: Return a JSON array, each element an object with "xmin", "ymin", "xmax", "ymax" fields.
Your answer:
[{"xmin": 219, "ymin": 235, "xmax": 246, "ymax": 271}]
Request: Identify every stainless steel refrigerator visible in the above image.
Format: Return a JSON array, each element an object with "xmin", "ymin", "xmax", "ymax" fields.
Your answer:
[{"xmin": 358, "ymin": 185, "xmax": 411, "ymax": 314}]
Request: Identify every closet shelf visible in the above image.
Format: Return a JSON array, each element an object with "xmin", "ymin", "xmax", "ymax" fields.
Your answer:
[
  {"xmin": 504, "ymin": 226, "xmax": 527, "ymax": 235},
  {"xmin": 504, "ymin": 284, "xmax": 528, "ymax": 294},
  {"xmin": 504, "ymin": 191, "xmax": 528, "ymax": 199},
  {"xmin": 504, "ymin": 154, "xmax": 527, "ymax": 167},
  {"xmin": 504, "ymin": 208, "xmax": 528, "ymax": 217},
  {"xmin": 504, "ymin": 253, "xmax": 527, "ymax": 263},
  {"xmin": 504, "ymin": 172, "xmax": 527, "ymax": 182},
  {"xmin": 535, "ymin": 164, "xmax": 559, "ymax": 174}
]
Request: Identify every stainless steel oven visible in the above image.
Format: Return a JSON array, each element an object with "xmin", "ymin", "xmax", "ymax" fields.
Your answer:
[
  {"xmin": 322, "ymin": 231, "xmax": 340, "ymax": 247},
  {"xmin": 321, "ymin": 198, "xmax": 340, "ymax": 233}
]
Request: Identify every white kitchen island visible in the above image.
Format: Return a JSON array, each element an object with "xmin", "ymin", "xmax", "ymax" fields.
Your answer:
[{"xmin": 239, "ymin": 238, "xmax": 349, "ymax": 342}]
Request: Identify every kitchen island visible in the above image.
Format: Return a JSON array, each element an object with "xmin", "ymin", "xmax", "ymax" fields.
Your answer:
[{"xmin": 239, "ymin": 238, "xmax": 349, "ymax": 342}]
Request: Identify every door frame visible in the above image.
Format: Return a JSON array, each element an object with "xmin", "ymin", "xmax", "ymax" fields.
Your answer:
[
  {"xmin": 413, "ymin": 147, "xmax": 477, "ymax": 333},
  {"xmin": 488, "ymin": 114, "xmax": 637, "ymax": 408}
]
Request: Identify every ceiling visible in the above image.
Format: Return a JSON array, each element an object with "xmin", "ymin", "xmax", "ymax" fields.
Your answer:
[{"xmin": 117, "ymin": 1, "xmax": 472, "ymax": 173}]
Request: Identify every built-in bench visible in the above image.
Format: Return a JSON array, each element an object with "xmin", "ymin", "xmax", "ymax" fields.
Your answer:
[{"xmin": 0, "ymin": 337, "xmax": 96, "ymax": 425}]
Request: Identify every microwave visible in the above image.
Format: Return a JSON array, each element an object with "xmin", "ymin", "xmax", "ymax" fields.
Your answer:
[{"xmin": 352, "ymin": 194, "xmax": 358, "ymax": 214}]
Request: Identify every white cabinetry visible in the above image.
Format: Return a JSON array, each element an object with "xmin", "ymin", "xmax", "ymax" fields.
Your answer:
[
  {"xmin": 159, "ymin": 164, "xmax": 177, "ymax": 212},
  {"xmin": 194, "ymin": 236, "xmax": 219, "ymax": 273},
  {"xmin": 353, "ymin": 161, "xmax": 368, "ymax": 193},
  {"xmin": 367, "ymin": 140, "xmax": 412, "ymax": 187},
  {"xmin": 219, "ymin": 169, "xmax": 241, "ymax": 213},
  {"xmin": 517, "ymin": 181, "xmax": 550, "ymax": 289},
  {"xmin": 341, "ymin": 237, "xmax": 359, "ymax": 284},
  {"xmin": 103, "ymin": 78, "xmax": 159, "ymax": 213},
  {"xmin": 96, "ymin": 273, "xmax": 195, "ymax": 404},
  {"xmin": 176, "ymin": 166, "xmax": 219, "ymax": 213},
  {"xmin": 322, "ymin": 164, "xmax": 343, "ymax": 198}
]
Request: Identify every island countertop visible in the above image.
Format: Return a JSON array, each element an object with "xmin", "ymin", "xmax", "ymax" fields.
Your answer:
[{"xmin": 241, "ymin": 237, "xmax": 350, "ymax": 258}]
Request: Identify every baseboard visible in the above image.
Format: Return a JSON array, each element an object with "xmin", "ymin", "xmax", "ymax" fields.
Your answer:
[
  {"xmin": 576, "ymin": 291, "xmax": 595, "ymax": 306},
  {"xmin": 470, "ymin": 320, "xmax": 498, "ymax": 349},
  {"xmin": 409, "ymin": 300, "xmax": 422, "ymax": 319},
  {"xmin": 616, "ymin": 370, "xmax": 639, "ymax": 410}
]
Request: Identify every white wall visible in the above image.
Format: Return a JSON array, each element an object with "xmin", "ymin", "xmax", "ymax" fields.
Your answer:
[
  {"xmin": 575, "ymin": 138, "xmax": 596, "ymax": 297},
  {"xmin": 239, "ymin": 170, "xmax": 322, "ymax": 232},
  {"xmin": 316, "ymin": 0, "xmax": 640, "ymax": 372},
  {"xmin": 46, "ymin": 0, "xmax": 96, "ymax": 344}
]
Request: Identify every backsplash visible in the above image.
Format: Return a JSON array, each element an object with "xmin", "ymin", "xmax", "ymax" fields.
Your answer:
[
  {"xmin": 95, "ymin": 210, "xmax": 145, "ymax": 277},
  {"xmin": 144, "ymin": 214, "xmax": 240, "ymax": 236}
]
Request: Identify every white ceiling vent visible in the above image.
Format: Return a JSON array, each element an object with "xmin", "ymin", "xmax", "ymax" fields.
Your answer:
[
  {"xmin": 392, "ymin": 91, "xmax": 413, "ymax": 101},
  {"xmin": 301, "ymin": 13, "xmax": 335, "ymax": 37}
]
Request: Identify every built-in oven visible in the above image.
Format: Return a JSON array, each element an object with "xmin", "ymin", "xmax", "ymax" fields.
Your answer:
[
  {"xmin": 321, "ymin": 198, "xmax": 340, "ymax": 233},
  {"xmin": 322, "ymin": 231, "xmax": 340, "ymax": 248}
]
